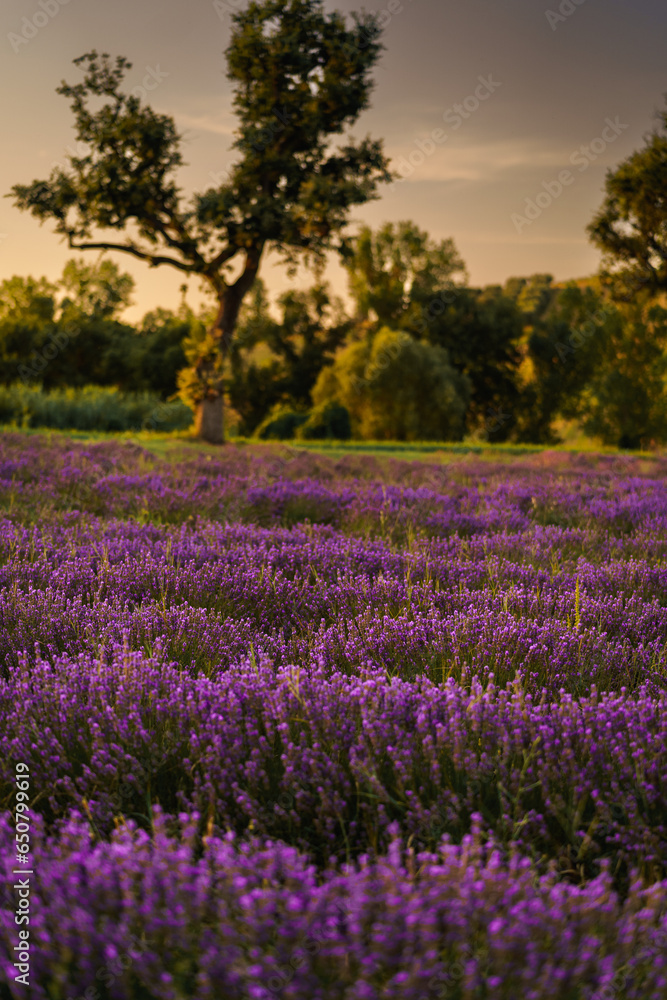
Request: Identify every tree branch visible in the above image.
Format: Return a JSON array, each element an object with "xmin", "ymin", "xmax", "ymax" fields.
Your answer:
[
  {"xmin": 67, "ymin": 237, "xmax": 197, "ymax": 273},
  {"xmin": 140, "ymin": 203, "xmax": 208, "ymax": 271},
  {"xmin": 206, "ymin": 242, "xmax": 241, "ymax": 275}
]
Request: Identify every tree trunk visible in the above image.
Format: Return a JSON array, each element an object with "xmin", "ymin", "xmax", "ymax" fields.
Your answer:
[
  {"xmin": 193, "ymin": 246, "xmax": 264, "ymax": 444},
  {"xmin": 194, "ymin": 394, "xmax": 224, "ymax": 444},
  {"xmin": 192, "ymin": 353, "xmax": 226, "ymax": 444}
]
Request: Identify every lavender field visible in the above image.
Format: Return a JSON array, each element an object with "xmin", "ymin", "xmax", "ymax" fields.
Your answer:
[{"xmin": 1, "ymin": 432, "xmax": 666, "ymax": 999}]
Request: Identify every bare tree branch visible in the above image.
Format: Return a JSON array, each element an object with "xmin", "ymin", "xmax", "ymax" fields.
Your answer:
[{"xmin": 67, "ymin": 237, "xmax": 197, "ymax": 273}]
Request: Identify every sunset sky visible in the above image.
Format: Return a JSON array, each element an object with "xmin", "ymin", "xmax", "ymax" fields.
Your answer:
[{"xmin": 1, "ymin": 0, "xmax": 666, "ymax": 321}]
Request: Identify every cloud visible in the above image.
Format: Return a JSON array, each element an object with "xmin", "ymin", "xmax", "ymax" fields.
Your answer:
[
  {"xmin": 465, "ymin": 235, "xmax": 589, "ymax": 245},
  {"xmin": 171, "ymin": 112, "xmax": 236, "ymax": 138},
  {"xmin": 386, "ymin": 137, "xmax": 596, "ymax": 184}
]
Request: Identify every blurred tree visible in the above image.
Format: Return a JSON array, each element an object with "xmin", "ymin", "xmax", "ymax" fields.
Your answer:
[
  {"xmin": 10, "ymin": 0, "xmax": 392, "ymax": 442},
  {"xmin": 411, "ymin": 284, "xmax": 524, "ymax": 441},
  {"xmin": 0, "ymin": 261, "xmax": 191, "ymax": 396},
  {"xmin": 255, "ymin": 404, "xmax": 308, "ymax": 440},
  {"xmin": 516, "ymin": 282, "xmax": 667, "ymax": 448},
  {"xmin": 517, "ymin": 284, "xmax": 609, "ymax": 443},
  {"xmin": 0, "ymin": 276, "xmax": 59, "ymax": 385},
  {"xmin": 297, "ymin": 400, "xmax": 351, "ymax": 439},
  {"xmin": 587, "ymin": 98, "xmax": 667, "ymax": 300},
  {"xmin": 312, "ymin": 326, "xmax": 469, "ymax": 441},
  {"xmin": 194, "ymin": 277, "xmax": 282, "ymax": 435},
  {"xmin": 265, "ymin": 283, "xmax": 352, "ymax": 406},
  {"xmin": 579, "ymin": 301, "xmax": 667, "ymax": 449},
  {"xmin": 58, "ymin": 257, "xmax": 134, "ymax": 322},
  {"xmin": 52, "ymin": 258, "xmax": 137, "ymax": 391},
  {"xmin": 503, "ymin": 273, "xmax": 557, "ymax": 323},
  {"xmin": 343, "ymin": 221, "xmax": 523, "ymax": 440},
  {"xmin": 0, "ymin": 275, "xmax": 58, "ymax": 325},
  {"xmin": 344, "ymin": 221, "xmax": 467, "ymax": 326},
  {"xmin": 133, "ymin": 306, "xmax": 192, "ymax": 398}
]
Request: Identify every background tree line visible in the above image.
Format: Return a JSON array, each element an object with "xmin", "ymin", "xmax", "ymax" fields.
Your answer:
[
  {"xmin": 2, "ymin": 218, "xmax": 667, "ymax": 449},
  {"xmin": 0, "ymin": 259, "xmax": 191, "ymax": 399}
]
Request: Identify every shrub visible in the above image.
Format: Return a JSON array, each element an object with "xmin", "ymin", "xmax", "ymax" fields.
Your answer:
[
  {"xmin": 296, "ymin": 401, "xmax": 351, "ymax": 440},
  {"xmin": 0, "ymin": 383, "xmax": 192, "ymax": 432},
  {"xmin": 255, "ymin": 405, "xmax": 308, "ymax": 440}
]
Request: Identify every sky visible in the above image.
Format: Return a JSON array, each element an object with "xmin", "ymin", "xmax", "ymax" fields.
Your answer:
[{"xmin": 1, "ymin": 0, "xmax": 666, "ymax": 322}]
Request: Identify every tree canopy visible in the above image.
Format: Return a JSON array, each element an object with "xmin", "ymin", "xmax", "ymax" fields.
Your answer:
[
  {"xmin": 587, "ymin": 98, "xmax": 667, "ymax": 299},
  {"xmin": 58, "ymin": 258, "xmax": 134, "ymax": 322},
  {"xmin": 343, "ymin": 221, "xmax": 467, "ymax": 326}
]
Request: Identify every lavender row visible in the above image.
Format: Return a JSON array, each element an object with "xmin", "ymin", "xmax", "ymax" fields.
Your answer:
[
  {"xmin": 2, "ymin": 648, "xmax": 666, "ymax": 877},
  {"xmin": 1, "ymin": 509, "xmax": 666, "ymax": 694},
  {"xmin": 4, "ymin": 516, "xmax": 667, "ymax": 596},
  {"xmin": 0, "ymin": 577, "xmax": 664, "ymax": 696},
  {"xmin": 1, "ymin": 810, "xmax": 665, "ymax": 1000},
  {"xmin": 3, "ymin": 433, "xmax": 667, "ymax": 539}
]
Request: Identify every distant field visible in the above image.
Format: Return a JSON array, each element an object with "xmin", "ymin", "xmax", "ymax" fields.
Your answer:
[{"xmin": 0, "ymin": 422, "xmax": 654, "ymax": 464}]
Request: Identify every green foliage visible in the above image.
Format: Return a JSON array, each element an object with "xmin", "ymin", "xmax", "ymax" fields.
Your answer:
[
  {"xmin": 0, "ymin": 276, "xmax": 60, "ymax": 387},
  {"xmin": 268, "ymin": 284, "xmax": 352, "ymax": 404},
  {"xmin": 9, "ymin": 49, "xmax": 187, "ymax": 256},
  {"xmin": 0, "ymin": 383, "xmax": 192, "ymax": 433},
  {"xmin": 312, "ymin": 326, "xmax": 469, "ymax": 441},
  {"xmin": 520, "ymin": 283, "xmax": 667, "ymax": 448},
  {"xmin": 587, "ymin": 99, "xmax": 667, "ymax": 298},
  {"xmin": 217, "ymin": 0, "xmax": 393, "ymax": 270},
  {"xmin": 0, "ymin": 275, "xmax": 58, "ymax": 325},
  {"xmin": 344, "ymin": 220, "xmax": 467, "ymax": 326},
  {"xmin": 254, "ymin": 405, "xmax": 308, "ymax": 440},
  {"xmin": 503, "ymin": 273, "xmax": 558, "ymax": 322},
  {"xmin": 221, "ymin": 278, "xmax": 283, "ymax": 433},
  {"xmin": 0, "ymin": 268, "xmax": 139, "ymax": 392},
  {"xmin": 58, "ymin": 258, "xmax": 134, "ymax": 321},
  {"xmin": 413, "ymin": 284, "xmax": 524, "ymax": 441},
  {"xmin": 518, "ymin": 284, "xmax": 611, "ymax": 444},
  {"xmin": 134, "ymin": 307, "xmax": 193, "ymax": 398},
  {"xmin": 343, "ymin": 222, "xmax": 523, "ymax": 440},
  {"xmin": 296, "ymin": 401, "xmax": 351, "ymax": 439},
  {"xmin": 176, "ymin": 325, "xmax": 226, "ymax": 409},
  {"xmin": 46, "ymin": 318, "xmax": 139, "ymax": 392},
  {"xmin": 226, "ymin": 277, "xmax": 350, "ymax": 435},
  {"xmin": 0, "ymin": 260, "xmax": 192, "ymax": 398},
  {"xmin": 579, "ymin": 302, "xmax": 667, "ymax": 449}
]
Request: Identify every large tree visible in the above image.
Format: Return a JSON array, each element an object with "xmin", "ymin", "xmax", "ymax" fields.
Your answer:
[
  {"xmin": 587, "ymin": 99, "xmax": 667, "ymax": 300},
  {"xmin": 9, "ymin": 0, "xmax": 392, "ymax": 442}
]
